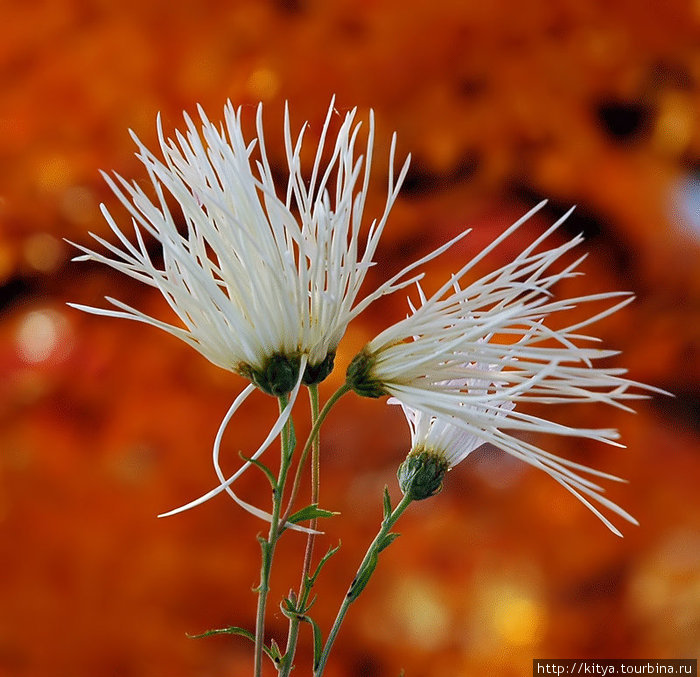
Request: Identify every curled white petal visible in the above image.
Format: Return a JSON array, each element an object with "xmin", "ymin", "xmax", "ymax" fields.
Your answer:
[{"xmin": 158, "ymin": 356, "xmax": 314, "ymax": 531}]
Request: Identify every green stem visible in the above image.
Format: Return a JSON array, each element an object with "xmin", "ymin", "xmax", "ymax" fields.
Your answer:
[
  {"xmin": 314, "ymin": 492, "xmax": 414, "ymax": 677},
  {"xmin": 280, "ymin": 383, "xmax": 351, "ymax": 676},
  {"xmin": 254, "ymin": 395, "xmax": 295, "ymax": 677},
  {"xmin": 279, "ymin": 385, "xmax": 322, "ymax": 677},
  {"xmin": 280, "ymin": 382, "xmax": 350, "ymax": 524},
  {"xmin": 301, "ymin": 384, "xmax": 321, "ymax": 587}
]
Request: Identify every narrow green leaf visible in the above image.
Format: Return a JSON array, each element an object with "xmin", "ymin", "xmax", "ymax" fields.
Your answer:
[
  {"xmin": 187, "ymin": 625, "xmax": 255, "ymax": 641},
  {"xmin": 187, "ymin": 625, "xmax": 276, "ymax": 662},
  {"xmin": 269, "ymin": 639, "xmax": 283, "ymax": 665},
  {"xmin": 347, "ymin": 551, "xmax": 378, "ymax": 601},
  {"xmin": 286, "ymin": 503, "xmax": 339, "ymax": 525},
  {"xmin": 305, "ymin": 615, "xmax": 324, "ymax": 671},
  {"xmin": 383, "ymin": 485, "xmax": 392, "ymax": 520},
  {"xmin": 378, "ymin": 531, "xmax": 401, "ymax": 553},
  {"xmin": 285, "ymin": 417, "xmax": 296, "ymax": 458},
  {"xmin": 302, "ymin": 594, "xmax": 317, "ymax": 614},
  {"xmin": 307, "ymin": 541, "xmax": 341, "ymax": 588},
  {"xmin": 238, "ymin": 451, "xmax": 277, "ymax": 489}
]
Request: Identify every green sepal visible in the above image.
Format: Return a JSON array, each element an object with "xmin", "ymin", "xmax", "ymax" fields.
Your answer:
[
  {"xmin": 345, "ymin": 349, "xmax": 387, "ymax": 398},
  {"xmin": 238, "ymin": 451, "xmax": 277, "ymax": 490},
  {"xmin": 382, "ymin": 485, "xmax": 392, "ymax": 520},
  {"xmin": 187, "ymin": 626, "xmax": 276, "ymax": 663},
  {"xmin": 302, "ymin": 352, "xmax": 335, "ymax": 386},
  {"xmin": 239, "ymin": 353, "xmax": 301, "ymax": 396},
  {"xmin": 286, "ymin": 503, "xmax": 339, "ymax": 525}
]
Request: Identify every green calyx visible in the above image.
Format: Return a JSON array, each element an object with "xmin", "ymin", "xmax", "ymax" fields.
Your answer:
[
  {"xmin": 345, "ymin": 348, "xmax": 387, "ymax": 399},
  {"xmin": 240, "ymin": 352, "xmax": 337, "ymax": 396},
  {"xmin": 397, "ymin": 449, "xmax": 449, "ymax": 501},
  {"xmin": 239, "ymin": 353, "xmax": 301, "ymax": 396},
  {"xmin": 302, "ymin": 352, "xmax": 335, "ymax": 386}
]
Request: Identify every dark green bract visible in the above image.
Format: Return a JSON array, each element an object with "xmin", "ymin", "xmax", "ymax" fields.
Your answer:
[
  {"xmin": 397, "ymin": 449, "xmax": 449, "ymax": 501},
  {"xmin": 240, "ymin": 352, "xmax": 337, "ymax": 396},
  {"xmin": 240, "ymin": 353, "xmax": 301, "ymax": 396},
  {"xmin": 303, "ymin": 352, "xmax": 335, "ymax": 386},
  {"xmin": 345, "ymin": 348, "xmax": 387, "ymax": 399}
]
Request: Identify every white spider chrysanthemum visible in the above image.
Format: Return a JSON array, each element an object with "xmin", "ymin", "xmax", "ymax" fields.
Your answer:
[
  {"xmin": 68, "ymin": 100, "xmax": 454, "ymax": 519},
  {"xmin": 69, "ymin": 99, "xmax": 421, "ymax": 391},
  {"xmin": 347, "ymin": 201, "xmax": 662, "ymax": 535}
]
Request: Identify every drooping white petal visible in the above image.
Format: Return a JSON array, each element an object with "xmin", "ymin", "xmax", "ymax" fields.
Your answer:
[{"xmin": 159, "ymin": 355, "xmax": 309, "ymax": 522}]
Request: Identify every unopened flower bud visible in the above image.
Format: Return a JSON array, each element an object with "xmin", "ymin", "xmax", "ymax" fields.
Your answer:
[{"xmin": 397, "ymin": 449, "xmax": 449, "ymax": 501}]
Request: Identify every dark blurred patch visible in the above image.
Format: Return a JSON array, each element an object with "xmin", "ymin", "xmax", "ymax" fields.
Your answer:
[
  {"xmin": 335, "ymin": 14, "xmax": 368, "ymax": 42},
  {"xmin": 647, "ymin": 61, "xmax": 694, "ymax": 90},
  {"xmin": 401, "ymin": 154, "xmax": 480, "ymax": 197},
  {"xmin": 274, "ymin": 0, "xmax": 308, "ymax": 14},
  {"xmin": 652, "ymin": 387, "xmax": 700, "ymax": 434},
  {"xmin": 351, "ymin": 653, "xmax": 383, "ymax": 677},
  {"xmin": 455, "ymin": 76, "xmax": 489, "ymax": 99},
  {"xmin": 509, "ymin": 187, "xmax": 635, "ymax": 277},
  {"xmin": 595, "ymin": 100, "xmax": 652, "ymax": 143},
  {"xmin": 0, "ymin": 277, "xmax": 34, "ymax": 316},
  {"xmin": 560, "ymin": 563, "xmax": 628, "ymax": 602}
]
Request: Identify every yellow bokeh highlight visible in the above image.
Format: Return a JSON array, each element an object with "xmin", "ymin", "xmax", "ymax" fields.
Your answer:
[
  {"xmin": 492, "ymin": 589, "xmax": 547, "ymax": 647},
  {"xmin": 246, "ymin": 68, "xmax": 280, "ymax": 101}
]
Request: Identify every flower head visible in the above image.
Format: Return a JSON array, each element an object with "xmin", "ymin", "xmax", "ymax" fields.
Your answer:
[
  {"xmin": 69, "ymin": 99, "xmax": 413, "ymax": 394},
  {"xmin": 348, "ymin": 202, "xmax": 662, "ymax": 534},
  {"xmin": 69, "ymin": 100, "xmax": 454, "ymax": 520}
]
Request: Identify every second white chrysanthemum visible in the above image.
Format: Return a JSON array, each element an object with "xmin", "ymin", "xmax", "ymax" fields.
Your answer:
[{"xmin": 347, "ymin": 202, "xmax": 659, "ymax": 534}]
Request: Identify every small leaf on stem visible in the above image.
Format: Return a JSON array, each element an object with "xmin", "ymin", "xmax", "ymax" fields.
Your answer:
[
  {"xmin": 383, "ymin": 485, "xmax": 392, "ymax": 520},
  {"xmin": 286, "ymin": 504, "xmax": 339, "ymax": 525},
  {"xmin": 238, "ymin": 451, "xmax": 278, "ymax": 489}
]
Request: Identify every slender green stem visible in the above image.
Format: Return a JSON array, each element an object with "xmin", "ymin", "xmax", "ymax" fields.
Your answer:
[
  {"xmin": 254, "ymin": 395, "xmax": 295, "ymax": 677},
  {"xmin": 280, "ymin": 382, "xmax": 350, "ymax": 524},
  {"xmin": 279, "ymin": 385, "xmax": 322, "ymax": 677},
  {"xmin": 314, "ymin": 492, "xmax": 414, "ymax": 677},
  {"xmin": 300, "ymin": 384, "xmax": 321, "ymax": 586},
  {"xmin": 279, "ymin": 383, "xmax": 350, "ymax": 676}
]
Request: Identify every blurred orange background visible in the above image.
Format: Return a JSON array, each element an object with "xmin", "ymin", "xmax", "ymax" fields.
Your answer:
[{"xmin": 1, "ymin": 1, "xmax": 699, "ymax": 676}]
